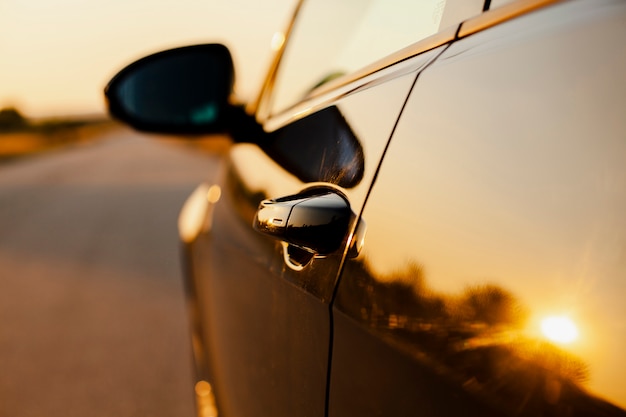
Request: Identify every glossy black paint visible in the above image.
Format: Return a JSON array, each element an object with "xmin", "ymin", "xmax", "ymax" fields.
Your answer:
[{"xmin": 184, "ymin": 156, "xmax": 337, "ymax": 417}]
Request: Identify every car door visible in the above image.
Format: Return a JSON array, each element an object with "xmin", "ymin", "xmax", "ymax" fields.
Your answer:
[
  {"xmin": 330, "ymin": 0, "xmax": 626, "ymax": 415},
  {"xmin": 186, "ymin": 34, "xmax": 428, "ymax": 417},
  {"xmin": 181, "ymin": 1, "xmax": 489, "ymax": 416}
]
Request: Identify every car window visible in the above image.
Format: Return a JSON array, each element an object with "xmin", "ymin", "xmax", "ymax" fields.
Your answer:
[{"xmin": 268, "ymin": 0, "xmax": 484, "ymax": 116}]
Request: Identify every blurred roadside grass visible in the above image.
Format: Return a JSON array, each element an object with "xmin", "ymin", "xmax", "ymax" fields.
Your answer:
[
  {"xmin": 155, "ymin": 134, "xmax": 232, "ymax": 157},
  {"xmin": 0, "ymin": 107, "xmax": 117, "ymax": 161},
  {"xmin": 0, "ymin": 107, "xmax": 233, "ymax": 162}
]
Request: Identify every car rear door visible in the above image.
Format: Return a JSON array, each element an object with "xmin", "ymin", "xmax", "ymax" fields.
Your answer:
[{"xmin": 330, "ymin": 0, "xmax": 626, "ymax": 415}]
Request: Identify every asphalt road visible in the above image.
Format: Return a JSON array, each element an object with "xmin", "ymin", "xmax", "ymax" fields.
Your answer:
[{"xmin": 0, "ymin": 129, "xmax": 219, "ymax": 417}]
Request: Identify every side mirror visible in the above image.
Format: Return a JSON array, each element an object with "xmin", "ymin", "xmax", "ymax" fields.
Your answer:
[{"xmin": 105, "ymin": 44, "xmax": 234, "ymax": 134}]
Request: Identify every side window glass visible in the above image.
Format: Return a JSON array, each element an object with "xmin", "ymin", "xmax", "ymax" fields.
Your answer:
[{"xmin": 269, "ymin": 0, "xmax": 484, "ymax": 116}]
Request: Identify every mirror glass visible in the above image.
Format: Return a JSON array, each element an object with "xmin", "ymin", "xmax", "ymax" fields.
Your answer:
[{"xmin": 105, "ymin": 44, "xmax": 234, "ymax": 133}]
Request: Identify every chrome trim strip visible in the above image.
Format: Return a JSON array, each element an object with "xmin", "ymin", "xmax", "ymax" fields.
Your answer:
[
  {"xmin": 249, "ymin": 0, "xmax": 304, "ymax": 121},
  {"xmin": 459, "ymin": 0, "xmax": 564, "ymax": 38}
]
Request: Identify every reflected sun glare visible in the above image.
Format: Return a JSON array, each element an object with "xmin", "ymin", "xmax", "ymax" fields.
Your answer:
[
  {"xmin": 271, "ymin": 31, "xmax": 286, "ymax": 51},
  {"xmin": 540, "ymin": 316, "xmax": 579, "ymax": 344}
]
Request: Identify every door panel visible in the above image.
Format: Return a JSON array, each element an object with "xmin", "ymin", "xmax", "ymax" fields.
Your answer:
[
  {"xmin": 331, "ymin": 0, "xmax": 626, "ymax": 415},
  {"xmin": 188, "ymin": 47, "xmax": 444, "ymax": 417}
]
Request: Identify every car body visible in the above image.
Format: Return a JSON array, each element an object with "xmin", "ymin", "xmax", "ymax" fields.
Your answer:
[{"xmin": 105, "ymin": 0, "xmax": 626, "ymax": 415}]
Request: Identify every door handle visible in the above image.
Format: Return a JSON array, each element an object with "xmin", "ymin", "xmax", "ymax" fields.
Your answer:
[{"xmin": 253, "ymin": 188, "xmax": 352, "ymax": 256}]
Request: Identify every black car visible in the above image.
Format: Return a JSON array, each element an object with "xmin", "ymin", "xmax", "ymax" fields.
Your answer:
[{"xmin": 105, "ymin": 0, "xmax": 626, "ymax": 415}]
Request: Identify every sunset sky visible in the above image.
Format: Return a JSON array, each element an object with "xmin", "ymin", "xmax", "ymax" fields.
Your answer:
[{"xmin": 0, "ymin": 0, "xmax": 296, "ymax": 118}]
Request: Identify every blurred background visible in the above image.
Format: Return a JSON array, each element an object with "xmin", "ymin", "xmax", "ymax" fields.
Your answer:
[
  {"xmin": 0, "ymin": 0, "xmax": 296, "ymax": 118},
  {"xmin": 0, "ymin": 1, "xmax": 295, "ymax": 416}
]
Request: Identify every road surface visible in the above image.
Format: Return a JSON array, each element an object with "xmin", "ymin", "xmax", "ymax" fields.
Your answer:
[{"xmin": 0, "ymin": 129, "xmax": 220, "ymax": 417}]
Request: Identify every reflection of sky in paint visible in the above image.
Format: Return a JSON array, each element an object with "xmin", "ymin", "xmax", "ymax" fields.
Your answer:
[{"xmin": 0, "ymin": 0, "xmax": 296, "ymax": 117}]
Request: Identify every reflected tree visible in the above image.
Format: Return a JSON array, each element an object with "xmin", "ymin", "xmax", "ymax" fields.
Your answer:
[{"xmin": 336, "ymin": 257, "xmax": 623, "ymax": 416}]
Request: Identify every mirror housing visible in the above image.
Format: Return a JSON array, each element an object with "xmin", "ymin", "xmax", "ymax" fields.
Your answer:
[{"xmin": 105, "ymin": 44, "xmax": 235, "ymax": 134}]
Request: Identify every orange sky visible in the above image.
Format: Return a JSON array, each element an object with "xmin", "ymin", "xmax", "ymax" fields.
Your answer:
[{"xmin": 0, "ymin": 0, "xmax": 296, "ymax": 118}]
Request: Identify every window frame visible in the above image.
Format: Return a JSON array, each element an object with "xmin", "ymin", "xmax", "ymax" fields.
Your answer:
[{"xmin": 252, "ymin": 0, "xmax": 563, "ymax": 133}]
